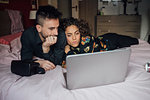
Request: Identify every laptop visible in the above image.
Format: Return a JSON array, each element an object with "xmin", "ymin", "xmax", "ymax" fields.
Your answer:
[{"xmin": 66, "ymin": 47, "xmax": 131, "ymax": 90}]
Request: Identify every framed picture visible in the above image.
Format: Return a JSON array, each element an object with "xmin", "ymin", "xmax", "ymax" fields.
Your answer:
[
  {"xmin": 0, "ymin": 0, "xmax": 9, "ymax": 4},
  {"xmin": 31, "ymin": 0, "xmax": 38, "ymax": 9}
]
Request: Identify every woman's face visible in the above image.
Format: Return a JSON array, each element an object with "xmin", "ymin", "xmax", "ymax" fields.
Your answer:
[{"xmin": 65, "ymin": 25, "xmax": 80, "ymax": 47}]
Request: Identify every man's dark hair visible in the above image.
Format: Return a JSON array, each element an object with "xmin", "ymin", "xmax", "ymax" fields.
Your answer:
[{"xmin": 36, "ymin": 5, "xmax": 62, "ymax": 25}]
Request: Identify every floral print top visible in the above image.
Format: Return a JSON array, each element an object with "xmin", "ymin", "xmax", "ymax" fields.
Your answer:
[
  {"xmin": 62, "ymin": 34, "xmax": 109, "ymax": 68},
  {"xmin": 62, "ymin": 33, "xmax": 139, "ymax": 68}
]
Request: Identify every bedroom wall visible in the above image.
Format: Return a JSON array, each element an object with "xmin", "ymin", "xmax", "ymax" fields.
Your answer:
[
  {"xmin": 0, "ymin": 0, "xmax": 33, "ymax": 29},
  {"xmin": 138, "ymin": 0, "xmax": 150, "ymax": 40},
  {"xmin": 98, "ymin": 0, "xmax": 150, "ymax": 41}
]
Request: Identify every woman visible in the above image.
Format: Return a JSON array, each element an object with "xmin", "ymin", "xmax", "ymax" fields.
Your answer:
[{"xmin": 60, "ymin": 17, "xmax": 139, "ymax": 68}]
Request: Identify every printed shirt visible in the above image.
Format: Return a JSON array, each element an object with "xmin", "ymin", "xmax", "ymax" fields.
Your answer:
[{"xmin": 62, "ymin": 34, "xmax": 109, "ymax": 68}]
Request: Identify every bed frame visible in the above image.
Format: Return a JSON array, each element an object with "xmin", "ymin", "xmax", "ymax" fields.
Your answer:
[{"xmin": 0, "ymin": 11, "xmax": 11, "ymax": 37}]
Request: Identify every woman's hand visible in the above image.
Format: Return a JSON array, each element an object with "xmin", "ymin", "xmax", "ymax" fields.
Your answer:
[{"xmin": 65, "ymin": 45, "xmax": 70, "ymax": 54}]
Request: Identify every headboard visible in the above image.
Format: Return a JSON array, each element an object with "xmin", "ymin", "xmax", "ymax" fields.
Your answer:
[
  {"xmin": 0, "ymin": 10, "xmax": 24, "ymax": 37},
  {"xmin": 0, "ymin": 11, "xmax": 11, "ymax": 37}
]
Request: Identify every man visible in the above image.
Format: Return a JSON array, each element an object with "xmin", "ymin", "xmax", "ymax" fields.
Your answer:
[{"xmin": 21, "ymin": 5, "xmax": 66, "ymax": 71}]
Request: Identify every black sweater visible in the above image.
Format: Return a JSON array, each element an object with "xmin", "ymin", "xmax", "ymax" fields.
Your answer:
[{"xmin": 21, "ymin": 27, "xmax": 66, "ymax": 65}]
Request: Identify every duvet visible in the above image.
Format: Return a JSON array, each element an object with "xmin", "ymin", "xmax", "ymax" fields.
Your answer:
[{"xmin": 0, "ymin": 39, "xmax": 150, "ymax": 100}]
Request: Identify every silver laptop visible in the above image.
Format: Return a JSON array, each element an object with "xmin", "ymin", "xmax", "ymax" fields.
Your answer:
[{"xmin": 66, "ymin": 47, "xmax": 131, "ymax": 90}]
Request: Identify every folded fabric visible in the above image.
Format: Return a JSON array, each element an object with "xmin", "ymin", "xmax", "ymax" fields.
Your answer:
[
  {"xmin": 7, "ymin": 9, "xmax": 24, "ymax": 34},
  {"xmin": 0, "ymin": 32, "xmax": 22, "ymax": 45}
]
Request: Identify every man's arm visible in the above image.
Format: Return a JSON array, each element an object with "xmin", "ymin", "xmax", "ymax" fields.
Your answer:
[
  {"xmin": 21, "ymin": 30, "xmax": 33, "ymax": 61},
  {"xmin": 35, "ymin": 59, "xmax": 56, "ymax": 71},
  {"xmin": 21, "ymin": 28, "xmax": 56, "ymax": 71},
  {"xmin": 53, "ymin": 29, "xmax": 66, "ymax": 65},
  {"xmin": 42, "ymin": 29, "xmax": 66, "ymax": 65}
]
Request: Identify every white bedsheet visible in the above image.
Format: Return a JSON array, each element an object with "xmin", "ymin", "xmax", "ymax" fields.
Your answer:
[{"xmin": 0, "ymin": 40, "xmax": 150, "ymax": 100}]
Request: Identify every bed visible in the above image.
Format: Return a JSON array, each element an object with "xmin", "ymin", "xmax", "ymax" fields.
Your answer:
[
  {"xmin": 0, "ymin": 10, "xmax": 150, "ymax": 100},
  {"xmin": 0, "ymin": 38, "xmax": 150, "ymax": 100}
]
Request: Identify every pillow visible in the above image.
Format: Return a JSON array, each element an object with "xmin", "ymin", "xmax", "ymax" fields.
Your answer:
[
  {"xmin": 0, "ymin": 53, "xmax": 19, "ymax": 65},
  {"xmin": 10, "ymin": 36, "xmax": 21, "ymax": 56},
  {"xmin": 0, "ymin": 44, "xmax": 11, "ymax": 57},
  {"xmin": 0, "ymin": 32, "xmax": 22, "ymax": 45},
  {"xmin": 0, "ymin": 36, "xmax": 22, "ymax": 65}
]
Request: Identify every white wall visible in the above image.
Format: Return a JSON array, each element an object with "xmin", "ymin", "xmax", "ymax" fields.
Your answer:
[
  {"xmin": 58, "ymin": 0, "xmax": 72, "ymax": 18},
  {"xmin": 47, "ymin": 0, "xmax": 57, "ymax": 8},
  {"xmin": 138, "ymin": 0, "xmax": 150, "ymax": 40},
  {"xmin": 98, "ymin": 1, "xmax": 136, "ymax": 15}
]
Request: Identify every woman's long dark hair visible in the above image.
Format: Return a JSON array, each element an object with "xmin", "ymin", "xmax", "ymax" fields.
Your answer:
[{"xmin": 60, "ymin": 17, "xmax": 90, "ymax": 36}]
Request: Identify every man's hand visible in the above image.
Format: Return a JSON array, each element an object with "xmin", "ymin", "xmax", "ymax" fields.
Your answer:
[
  {"xmin": 35, "ymin": 60, "xmax": 56, "ymax": 71},
  {"xmin": 65, "ymin": 45, "xmax": 70, "ymax": 54},
  {"xmin": 43, "ymin": 36, "xmax": 57, "ymax": 47},
  {"xmin": 42, "ymin": 36, "xmax": 57, "ymax": 53}
]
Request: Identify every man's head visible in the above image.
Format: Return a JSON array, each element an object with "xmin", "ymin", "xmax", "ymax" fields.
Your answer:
[{"xmin": 36, "ymin": 5, "xmax": 62, "ymax": 38}]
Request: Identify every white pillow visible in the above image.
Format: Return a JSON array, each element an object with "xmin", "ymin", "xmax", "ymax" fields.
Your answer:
[
  {"xmin": 0, "ymin": 44, "xmax": 11, "ymax": 57},
  {"xmin": 10, "ymin": 36, "xmax": 21, "ymax": 56}
]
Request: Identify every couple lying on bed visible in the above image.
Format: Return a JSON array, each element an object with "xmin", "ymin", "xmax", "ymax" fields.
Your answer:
[
  {"xmin": 21, "ymin": 5, "xmax": 139, "ymax": 72},
  {"xmin": 60, "ymin": 17, "xmax": 139, "ymax": 68}
]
